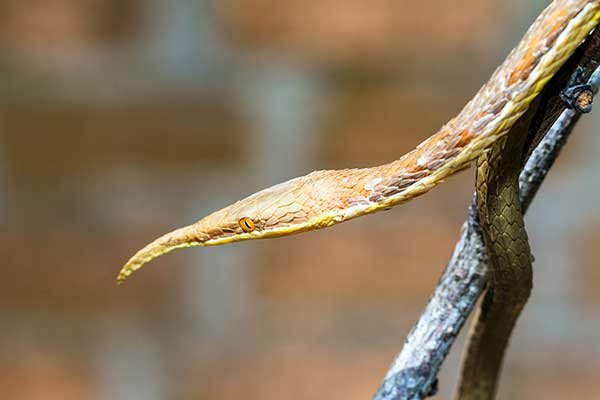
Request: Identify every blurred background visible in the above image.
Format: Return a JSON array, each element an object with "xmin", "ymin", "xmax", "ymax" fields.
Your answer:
[{"xmin": 1, "ymin": 0, "xmax": 600, "ymax": 399}]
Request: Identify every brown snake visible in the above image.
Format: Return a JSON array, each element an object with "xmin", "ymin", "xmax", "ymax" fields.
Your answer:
[{"xmin": 118, "ymin": 1, "xmax": 600, "ymax": 398}]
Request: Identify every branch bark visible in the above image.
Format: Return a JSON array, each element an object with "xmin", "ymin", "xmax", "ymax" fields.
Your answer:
[{"xmin": 374, "ymin": 27, "xmax": 600, "ymax": 400}]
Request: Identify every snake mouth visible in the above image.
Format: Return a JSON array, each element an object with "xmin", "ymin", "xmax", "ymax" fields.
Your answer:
[{"xmin": 117, "ymin": 224, "xmax": 205, "ymax": 284}]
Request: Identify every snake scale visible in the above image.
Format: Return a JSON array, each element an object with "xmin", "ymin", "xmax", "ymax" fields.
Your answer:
[
  {"xmin": 456, "ymin": 104, "xmax": 536, "ymax": 399},
  {"xmin": 119, "ymin": 0, "xmax": 600, "ymax": 398}
]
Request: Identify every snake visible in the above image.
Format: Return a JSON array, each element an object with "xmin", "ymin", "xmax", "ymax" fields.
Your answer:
[{"xmin": 118, "ymin": 0, "xmax": 600, "ymax": 398}]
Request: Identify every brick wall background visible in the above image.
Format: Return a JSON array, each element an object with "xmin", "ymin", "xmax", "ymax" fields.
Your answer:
[{"xmin": 1, "ymin": 1, "xmax": 599, "ymax": 399}]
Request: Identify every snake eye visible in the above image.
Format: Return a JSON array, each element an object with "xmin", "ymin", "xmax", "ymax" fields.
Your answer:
[{"xmin": 239, "ymin": 217, "xmax": 256, "ymax": 233}]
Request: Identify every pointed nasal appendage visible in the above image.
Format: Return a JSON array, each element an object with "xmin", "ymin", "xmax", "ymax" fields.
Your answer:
[{"xmin": 117, "ymin": 224, "xmax": 204, "ymax": 284}]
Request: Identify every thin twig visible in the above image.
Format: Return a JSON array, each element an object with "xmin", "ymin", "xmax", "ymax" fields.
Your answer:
[{"xmin": 374, "ymin": 29, "xmax": 600, "ymax": 400}]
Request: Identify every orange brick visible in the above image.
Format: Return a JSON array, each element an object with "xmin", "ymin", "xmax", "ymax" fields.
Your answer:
[
  {"xmin": 218, "ymin": 0, "xmax": 506, "ymax": 69},
  {"xmin": 254, "ymin": 206, "xmax": 469, "ymax": 310},
  {"xmin": 0, "ymin": 0, "xmax": 136, "ymax": 65},
  {"xmin": 2, "ymin": 101, "xmax": 244, "ymax": 182},
  {"xmin": 0, "ymin": 349, "xmax": 96, "ymax": 400},
  {"xmin": 183, "ymin": 343, "xmax": 393, "ymax": 400},
  {"xmin": 0, "ymin": 228, "xmax": 181, "ymax": 315}
]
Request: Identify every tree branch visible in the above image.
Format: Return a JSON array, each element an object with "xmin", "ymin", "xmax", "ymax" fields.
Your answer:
[{"xmin": 374, "ymin": 28, "xmax": 600, "ymax": 400}]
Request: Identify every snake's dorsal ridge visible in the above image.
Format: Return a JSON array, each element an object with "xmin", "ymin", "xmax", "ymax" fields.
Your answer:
[{"xmin": 118, "ymin": 0, "xmax": 600, "ymax": 282}]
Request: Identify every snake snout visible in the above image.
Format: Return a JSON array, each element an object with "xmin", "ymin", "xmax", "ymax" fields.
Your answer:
[{"xmin": 117, "ymin": 224, "xmax": 206, "ymax": 284}]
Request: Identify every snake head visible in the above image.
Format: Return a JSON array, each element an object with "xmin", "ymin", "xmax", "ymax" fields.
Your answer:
[{"xmin": 117, "ymin": 172, "xmax": 351, "ymax": 283}]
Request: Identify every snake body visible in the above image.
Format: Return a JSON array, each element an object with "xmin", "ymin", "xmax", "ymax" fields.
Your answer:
[
  {"xmin": 456, "ymin": 102, "xmax": 537, "ymax": 399},
  {"xmin": 118, "ymin": 1, "xmax": 599, "ymax": 397},
  {"xmin": 118, "ymin": 0, "xmax": 600, "ymax": 283}
]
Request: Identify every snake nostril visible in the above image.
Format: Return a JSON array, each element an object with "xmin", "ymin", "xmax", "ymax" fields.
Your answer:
[{"xmin": 239, "ymin": 217, "xmax": 256, "ymax": 233}]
